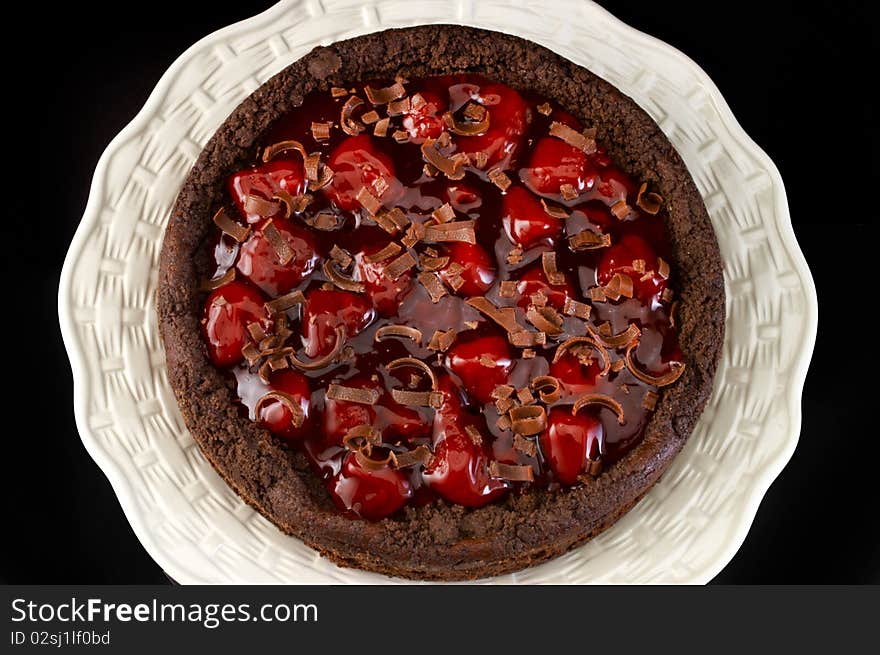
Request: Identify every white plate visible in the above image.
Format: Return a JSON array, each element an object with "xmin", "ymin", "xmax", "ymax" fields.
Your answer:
[{"xmin": 58, "ymin": 0, "xmax": 817, "ymax": 584}]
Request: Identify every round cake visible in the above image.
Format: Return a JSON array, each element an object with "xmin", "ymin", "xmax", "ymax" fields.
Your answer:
[{"xmin": 157, "ymin": 25, "xmax": 724, "ymax": 580}]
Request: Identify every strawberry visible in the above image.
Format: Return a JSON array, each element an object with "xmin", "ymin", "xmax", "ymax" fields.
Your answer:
[
  {"xmin": 201, "ymin": 280, "xmax": 270, "ymax": 367},
  {"xmin": 257, "ymin": 370, "xmax": 312, "ymax": 441},
  {"xmin": 300, "ymin": 289, "xmax": 374, "ymax": 358},
  {"xmin": 324, "ymin": 134, "xmax": 397, "ymax": 211},
  {"xmin": 522, "ymin": 137, "xmax": 597, "ymax": 197},
  {"xmin": 501, "ymin": 186, "xmax": 564, "ymax": 249},
  {"xmin": 423, "ymin": 376, "xmax": 508, "ymax": 507},
  {"xmin": 438, "ymin": 242, "xmax": 496, "ymax": 297},
  {"xmin": 236, "ymin": 218, "xmax": 319, "ymax": 297},
  {"xmin": 515, "ymin": 264, "xmax": 577, "ymax": 311},
  {"xmin": 355, "ymin": 244, "xmax": 414, "ymax": 316},
  {"xmin": 227, "ymin": 159, "xmax": 307, "ymax": 224},
  {"xmin": 328, "ymin": 451, "xmax": 412, "ymax": 520},
  {"xmin": 539, "ymin": 407, "xmax": 603, "ymax": 485},
  {"xmin": 596, "ymin": 233, "xmax": 667, "ymax": 303},
  {"xmin": 446, "ymin": 335, "xmax": 514, "ymax": 405}
]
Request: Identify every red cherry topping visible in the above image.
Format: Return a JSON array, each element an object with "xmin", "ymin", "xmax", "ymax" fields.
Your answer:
[
  {"xmin": 597, "ymin": 233, "xmax": 667, "ymax": 303},
  {"xmin": 549, "ymin": 353, "xmax": 602, "ymax": 397},
  {"xmin": 236, "ymin": 219, "xmax": 319, "ymax": 296},
  {"xmin": 451, "ymin": 82, "xmax": 529, "ymax": 168},
  {"xmin": 402, "ymin": 90, "xmax": 446, "ymax": 143},
  {"xmin": 439, "ymin": 242, "xmax": 496, "ymax": 296},
  {"xmin": 539, "ymin": 407, "xmax": 603, "ymax": 485},
  {"xmin": 228, "ymin": 160, "xmax": 306, "ymax": 224},
  {"xmin": 443, "ymin": 182, "xmax": 482, "ymax": 212},
  {"xmin": 423, "ymin": 377, "xmax": 508, "ymax": 507},
  {"xmin": 301, "ymin": 289, "xmax": 374, "ymax": 358},
  {"xmin": 446, "ymin": 335, "xmax": 514, "ymax": 405},
  {"xmin": 355, "ymin": 244, "xmax": 414, "ymax": 316},
  {"xmin": 329, "ymin": 451, "xmax": 412, "ymax": 520},
  {"xmin": 522, "ymin": 137, "xmax": 597, "ymax": 197},
  {"xmin": 501, "ymin": 186, "xmax": 563, "ymax": 249},
  {"xmin": 324, "ymin": 134, "xmax": 397, "ymax": 211},
  {"xmin": 257, "ymin": 370, "xmax": 312, "ymax": 441},
  {"xmin": 595, "ymin": 166, "xmax": 638, "ymax": 204},
  {"xmin": 322, "ymin": 375, "xmax": 378, "ymax": 446},
  {"xmin": 515, "ymin": 264, "xmax": 576, "ymax": 311},
  {"xmin": 201, "ymin": 281, "xmax": 269, "ymax": 367}
]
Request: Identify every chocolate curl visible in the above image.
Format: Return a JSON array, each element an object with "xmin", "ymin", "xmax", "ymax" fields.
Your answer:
[
  {"xmin": 212, "ymin": 207, "xmax": 250, "ymax": 242},
  {"xmin": 341, "ymin": 96, "xmax": 365, "ymax": 136},
  {"xmin": 554, "ymin": 336, "xmax": 611, "ymax": 377},
  {"xmin": 364, "ymin": 81, "xmax": 406, "ymax": 104},
  {"xmin": 262, "ymin": 139, "xmax": 308, "ymax": 163},
  {"xmin": 261, "ymin": 220, "xmax": 293, "ymax": 265},
  {"xmin": 509, "ymin": 405, "xmax": 548, "ymax": 435},
  {"xmin": 587, "ymin": 323, "xmax": 641, "ymax": 349},
  {"xmin": 572, "ymin": 392, "xmax": 625, "ymax": 425},
  {"xmin": 289, "ymin": 325, "xmax": 346, "ymax": 371},
  {"xmin": 624, "ymin": 341, "xmax": 687, "ymax": 386},
  {"xmin": 488, "ymin": 461, "xmax": 534, "ymax": 482},
  {"xmin": 392, "ymin": 445, "xmax": 434, "ymax": 469},
  {"xmin": 636, "ymin": 182, "xmax": 663, "ymax": 215},
  {"xmin": 254, "ymin": 392, "xmax": 304, "ymax": 428},
  {"xmin": 200, "ymin": 268, "xmax": 236, "ymax": 291},
  {"xmin": 442, "ymin": 106, "xmax": 491, "ymax": 136},
  {"xmin": 326, "ymin": 383, "xmax": 381, "ymax": 405},
  {"xmin": 548, "ymin": 121, "xmax": 597, "ymax": 154}
]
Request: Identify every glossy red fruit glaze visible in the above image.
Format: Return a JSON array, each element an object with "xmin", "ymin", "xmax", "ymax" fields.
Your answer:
[
  {"xmin": 228, "ymin": 159, "xmax": 307, "ymax": 224},
  {"xmin": 595, "ymin": 166, "xmax": 638, "ymax": 203},
  {"xmin": 597, "ymin": 233, "xmax": 667, "ymax": 303},
  {"xmin": 236, "ymin": 219, "xmax": 319, "ymax": 296},
  {"xmin": 439, "ymin": 242, "xmax": 496, "ymax": 296},
  {"xmin": 324, "ymin": 134, "xmax": 397, "ymax": 211},
  {"xmin": 451, "ymin": 82, "xmax": 529, "ymax": 168},
  {"xmin": 329, "ymin": 452, "xmax": 412, "ymax": 520},
  {"xmin": 539, "ymin": 408, "xmax": 603, "ymax": 485},
  {"xmin": 257, "ymin": 370, "xmax": 312, "ymax": 441},
  {"xmin": 322, "ymin": 375, "xmax": 378, "ymax": 445},
  {"xmin": 501, "ymin": 186, "xmax": 563, "ymax": 249},
  {"xmin": 402, "ymin": 90, "xmax": 446, "ymax": 143},
  {"xmin": 443, "ymin": 182, "xmax": 482, "ymax": 212},
  {"xmin": 355, "ymin": 245, "xmax": 414, "ymax": 316},
  {"xmin": 549, "ymin": 354, "xmax": 602, "ymax": 397},
  {"xmin": 522, "ymin": 137, "xmax": 597, "ymax": 196},
  {"xmin": 446, "ymin": 335, "xmax": 514, "ymax": 405},
  {"xmin": 301, "ymin": 289, "xmax": 375, "ymax": 358},
  {"xmin": 423, "ymin": 377, "xmax": 508, "ymax": 507},
  {"xmin": 202, "ymin": 281, "xmax": 269, "ymax": 367},
  {"xmin": 574, "ymin": 201, "xmax": 615, "ymax": 231},
  {"xmin": 515, "ymin": 264, "xmax": 576, "ymax": 311}
]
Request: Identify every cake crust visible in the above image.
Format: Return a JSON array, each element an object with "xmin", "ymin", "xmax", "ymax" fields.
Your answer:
[{"xmin": 157, "ymin": 25, "xmax": 725, "ymax": 580}]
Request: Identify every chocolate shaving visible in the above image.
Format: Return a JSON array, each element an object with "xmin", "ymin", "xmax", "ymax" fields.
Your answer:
[
  {"xmin": 507, "ymin": 247, "xmax": 524, "ymax": 265},
  {"xmin": 624, "ymin": 342, "xmax": 687, "ymax": 386},
  {"xmin": 383, "ymin": 251, "xmax": 417, "ymax": 281},
  {"xmin": 531, "ymin": 375, "xmax": 562, "ymax": 403},
  {"xmin": 355, "ymin": 449, "xmax": 395, "ymax": 471},
  {"xmin": 275, "ymin": 191, "xmax": 312, "ymax": 216},
  {"xmin": 373, "ymin": 117, "xmax": 390, "ymax": 137},
  {"xmin": 466, "ymin": 297, "xmax": 522, "ymax": 334},
  {"xmin": 365, "ymin": 242, "xmax": 402, "ymax": 263},
  {"xmin": 499, "ymin": 280, "xmax": 517, "ymax": 298},
  {"xmin": 390, "ymin": 389, "xmax": 443, "ymax": 408},
  {"xmin": 420, "ymin": 137, "xmax": 466, "ymax": 180},
  {"xmin": 560, "ymin": 184, "xmax": 578, "ymax": 201},
  {"xmin": 568, "ymin": 230, "xmax": 611, "ymax": 251},
  {"xmin": 342, "ymin": 424, "xmax": 382, "ymax": 451},
  {"xmin": 610, "ymin": 200, "xmax": 631, "ymax": 220},
  {"xmin": 387, "ymin": 96, "xmax": 411, "ymax": 116},
  {"xmin": 472, "ymin": 151, "xmax": 489, "ymax": 169},
  {"xmin": 427, "ymin": 328, "xmax": 457, "ymax": 352},
  {"xmin": 442, "ymin": 108, "xmax": 490, "ymax": 136},
  {"xmin": 508, "ymin": 405, "xmax": 548, "ymax": 435},
  {"xmin": 212, "ymin": 207, "xmax": 250, "ymax": 242},
  {"xmin": 548, "ymin": 121, "xmax": 597, "ymax": 154},
  {"xmin": 642, "ymin": 391, "xmax": 659, "ymax": 410},
  {"xmin": 636, "ymin": 182, "xmax": 663, "ymax": 215},
  {"xmin": 489, "ymin": 461, "xmax": 534, "ymax": 482},
  {"xmin": 410, "ymin": 93, "xmax": 426, "ymax": 111},
  {"xmin": 340, "ymin": 96, "xmax": 365, "ymax": 136},
  {"xmin": 244, "ymin": 194, "xmax": 282, "ymax": 217},
  {"xmin": 562, "ymin": 297, "xmax": 591, "ymax": 320},
  {"xmin": 375, "ymin": 325, "xmax": 422, "ymax": 344},
  {"xmin": 392, "ymin": 445, "xmax": 433, "ymax": 469},
  {"xmin": 496, "ymin": 415, "xmax": 512, "ymax": 430},
  {"xmin": 387, "ymin": 356, "xmax": 437, "ymax": 390},
  {"xmin": 365, "ymin": 81, "xmax": 406, "ymax": 105},
  {"xmin": 289, "ymin": 325, "xmax": 345, "ymax": 371},
  {"xmin": 632, "ymin": 258, "xmax": 646, "ymax": 274},
  {"xmin": 356, "ymin": 187, "xmax": 383, "ymax": 216},
  {"xmin": 431, "ymin": 203, "xmax": 456, "ymax": 224},
  {"xmin": 516, "ymin": 387, "xmax": 536, "ymax": 405},
  {"xmin": 589, "ymin": 286, "xmax": 607, "ymax": 302},
  {"xmin": 572, "ymin": 392, "xmax": 625, "ymax": 425},
  {"xmin": 418, "ymin": 271, "xmax": 447, "ymax": 303},
  {"xmin": 420, "ymin": 254, "xmax": 450, "ymax": 271},
  {"xmin": 402, "ymin": 221, "xmax": 426, "ymax": 248},
  {"xmin": 303, "ymin": 153, "xmax": 321, "ymax": 184},
  {"xmin": 310, "ymin": 121, "xmax": 332, "ymax": 142},
  {"xmin": 523, "ymin": 348, "xmax": 536, "ymax": 359},
  {"xmin": 540, "ymin": 199, "xmax": 570, "ymax": 219},
  {"xmin": 526, "ymin": 306, "xmax": 563, "ymax": 335},
  {"xmin": 307, "ymin": 211, "xmax": 342, "ymax": 231},
  {"xmin": 392, "ymin": 130, "xmax": 410, "ymax": 143},
  {"xmin": 322, "ymin": 259, "xmax": 365, "ymax": 293},
  {"xmin": 662, "ymin": 288, "xmax": 674, "ymax": 303},
  {"xmin": 361, "ymin": 110, "xmax": 380, "ymax": 125},
  {"xmin": 480, "ymin": 354, "xmax": 497, "ymax": 368},
  {"xmin": 491, "ymin": 384, "xmax": 515, "ymax": 400},
  {"xmin": 541, "ymin": 252, "xmax": 565, "ymax": 286},
  {"xmin": 326, "ymin": 383, "xmax": 380, "ymax": 405},
  {"xmin": 254, "ymin": 391, "xmax": 304, "ymax": 428},
  {"xmin": 487, "ymin": 168, "xmax": 512, "ymax": 191},
  {"xmin": 464, "ymin": 425, "xmax": 483, "ymax": 445},
  {"xmin": 264, "ymin": 290, "xmax": 305, "ymax": 315},
  {"xmin": 611, "ymin": 359, "xmax": 625, "ymax": 373},
  {"xmin": 554, "ymin": 336, "xmax": 611, "ymax": 376},
  {"xmin": 463, "ymin": 102, "xmax": 487, "ymax": 121},
  {"xmin": 604, "ymin": 273, "xmax": 634, "ymax": 301},
  {"xmin": 247, "ymin": 322, "xmax": 267, "ymax": 342},
  {"xmin": 331, "ymin": 87, "xmax": 349, "ymax": 98},
  {"xmin": 423, "ymin": 220, "xmax": 476, "ymax": 244},
  {"xmin": 241, "ymin": 341, "xmax": 261, "ymax": 366},
  {"xmin": 513, "ymin": 434, "xmax": 537, "ymax": 457},
  {"xmin": 330, "ymin": 244, "xmax": 353, "ymax": 268},
  {"xmin": 588, "ymin": 323, "xmax": 641, "ymax": 349},
  {"xmin": 536, "ymin": 102, "xmax": 552, "ymax": 116},
  {"xmin": 657, "ymin": 257, "xmax": 670, "ymax": 280},
  {"xmin": 508, "ymin": 330, "xmax": 546, "ymax": 348},
  {"xmin": 261, "ymin": 220, "xmax": 293, "ymax": 265},
  {"xmin": 262, "ymin": 139, "xmax": 307, "ymax": 163},
  {"xmin": 423, "ymin": 163, "xmax": 438, "ymax": 177},
  {"xmin": 495, "ymin": 397, "xmax": 516, "ymax": 414}
]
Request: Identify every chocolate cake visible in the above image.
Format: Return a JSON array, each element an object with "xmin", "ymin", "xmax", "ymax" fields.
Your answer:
[{"xmin": 157, "ymin": 25, "xmax": 724, "ymax": 580}]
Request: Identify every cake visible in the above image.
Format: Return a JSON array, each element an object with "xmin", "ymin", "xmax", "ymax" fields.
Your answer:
[{"xmin": 157, "ymin": 25, "xmax": 724, "ymax": 580}]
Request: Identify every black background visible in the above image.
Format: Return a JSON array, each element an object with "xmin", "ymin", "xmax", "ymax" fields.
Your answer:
[{"xmin": 5, "ymin": 1, "xmax": 876, "ymax": 583}]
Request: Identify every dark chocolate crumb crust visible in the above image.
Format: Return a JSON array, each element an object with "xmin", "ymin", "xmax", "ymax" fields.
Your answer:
[{"xmin": 157, "ymin": 25, "xmax": 724, "ymax": 580}]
